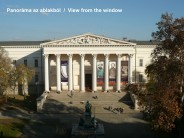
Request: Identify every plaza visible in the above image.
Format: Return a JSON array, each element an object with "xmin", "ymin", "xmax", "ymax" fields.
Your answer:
[{"xmin": 25, "ymin": 91, "xmax": 154, "ymax": 138}]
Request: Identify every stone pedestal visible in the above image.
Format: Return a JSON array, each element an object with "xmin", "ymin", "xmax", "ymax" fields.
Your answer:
[
  {"xmin": 71, "ymin": 100, "xmax": 105, "ymax": 137},
  {"xmin": 71, "ymin": 124, "xmax": 105, "ymax": 138}
]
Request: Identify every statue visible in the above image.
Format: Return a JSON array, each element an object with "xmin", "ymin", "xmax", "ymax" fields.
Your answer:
[
  {"xmin": 78, "ymin": 100, "xmax": 95, "ymax": 128},
  {"xmin": 72, "ymin": 100, "xmax": 104, "ymax": 137},
  {"xmin": 85, "ymin": 100, "xmax": 92, "ymax": 115}
]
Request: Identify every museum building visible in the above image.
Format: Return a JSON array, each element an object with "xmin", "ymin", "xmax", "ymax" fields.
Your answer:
[{"xmin": 0, "ymin": 34, "xmax": 158, "ymax": 93}]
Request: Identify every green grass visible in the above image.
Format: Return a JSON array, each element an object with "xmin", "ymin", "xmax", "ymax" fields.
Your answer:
[{"xmin": 0, "ymin": 118, "xmax": 28, "ymax": 138}]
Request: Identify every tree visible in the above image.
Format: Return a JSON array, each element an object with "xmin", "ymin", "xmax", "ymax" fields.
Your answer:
[
  {"xmin": 0, "ymin": 47, "xmax": 35, "ymax": 102},
  {"xmin": 15, "ymin": 64, "xmax": 35, "ymax": 99},
  {"xmin": 140, "ymin": 13, "xmax": 184, "ymax": 132},
  {"xmin": 0, "ymin": 47, "xmax": 12, "ymax": 102}
]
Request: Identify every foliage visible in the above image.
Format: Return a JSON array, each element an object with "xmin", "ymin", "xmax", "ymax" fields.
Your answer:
[
  {"xmin": 0, "ymin": 47, "xmax": 12, "ymax": 95},
  {"xmin": 0, "ymin": 47, "xmax": 35, "ymax": 101},
  {"xmin": 15, "ymin": 64, "xmax": 35, "ymax": 84},
  {"xmin": 141, "ymin": 13, "xmax": 184, "ymax": 132}
]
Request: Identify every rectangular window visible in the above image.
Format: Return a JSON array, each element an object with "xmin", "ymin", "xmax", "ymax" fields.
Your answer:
[
  {"xmin": 139, "ymin": 59, "xmax": 143, "ymax": 67},
  {"xmin": 35, "ymin": 59, "xmax": 38, "ymax": 67},
  {"xmin": 24, "ymin": 59, "xmax": 27, "ymax": 66},
  {"xmin": 139, "ymin": 74, "xmax": 143, "ymax": 82},
  {"xmin": 35, "ymin": 74, "xmax": 39, "ymax": 83}
]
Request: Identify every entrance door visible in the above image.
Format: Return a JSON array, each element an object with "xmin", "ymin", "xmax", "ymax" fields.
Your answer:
[{"xmin": 85, "ymin": 74, "xmax": 92, "ymax": 92}]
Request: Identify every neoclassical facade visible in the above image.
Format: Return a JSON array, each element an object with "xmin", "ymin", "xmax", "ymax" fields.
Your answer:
[{"xmin": 0, "ymin": 34, "xmax": 158, "ymax": 93}]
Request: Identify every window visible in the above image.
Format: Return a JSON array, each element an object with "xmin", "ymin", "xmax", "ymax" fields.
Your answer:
[
  {"xmin": 139, "ymin": 59, "xmax": 143, "ymax": 66},
  {"xmin": 35, "ymin": 59, "xmax": 38, "ymax": 67},
  {"xmin": 139, "ymin": 74, "xmax": 143, "ymax": 82},
  {"xmin": 24, "ymin": 59, "xmax": 27, "ymax": 66},
  {"xmin": 35, "ymin": 74, "xmax": 39, "ymax": 83}
]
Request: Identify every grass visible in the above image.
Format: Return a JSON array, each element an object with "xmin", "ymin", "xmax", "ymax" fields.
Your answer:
[
  {"xmin": 0, "ymin": 95, "xmax": 37, "ymax": 137},
  {"xmin": 7, "ymin": 94, "xmax": 37, "ymax": 111},
  {"xmin": 0, "ymin": 118, "xmax": 28, "ymax": 138}
]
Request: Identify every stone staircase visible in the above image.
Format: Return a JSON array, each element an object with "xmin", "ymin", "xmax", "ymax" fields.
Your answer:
[{"xmin": 42, "ymin": 91, "xmax": 135, "ymax": 114}]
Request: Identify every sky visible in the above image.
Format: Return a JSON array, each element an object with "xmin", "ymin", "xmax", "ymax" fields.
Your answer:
[{"xmin": 0, "ymin": 0, "xmax": 183, "ymax": 41}]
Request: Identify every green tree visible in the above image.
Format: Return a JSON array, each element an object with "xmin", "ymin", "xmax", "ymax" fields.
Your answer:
[
  {"xmin": 141, "ymin": 13, "xmax": 184, "ymax": 132},
  {"xmin": 0, "ymin": 47, "xmax": 12, "ymax": 102},
  {"xmin": 0, "ymin": 47, "xmax": 35, "ymax": 102},
  {"xmin": 15, "ymin": 64, "xmax": 35, "ymax": 99}
]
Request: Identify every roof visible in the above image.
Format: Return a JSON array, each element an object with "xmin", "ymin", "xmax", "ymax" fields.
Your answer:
[
  {"xmin": 129, "ymin": 40, "xmax": 160, "ymax": 45},
  {"xmin": 0, "ymin": 41, "xmax": 50, "ymax": 46},
  {"xmin": 0, "ymin": 40, "xmax": 160, "ymax": 46}
]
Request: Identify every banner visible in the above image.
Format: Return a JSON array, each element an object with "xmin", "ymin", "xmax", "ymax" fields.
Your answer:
[
  {"xmin": 109, "ymin": 61, "xmax": 116, "ymax": 85},
  {"xmin": 121, "ymin": 61, "xmax": 128, "ymax": 83},
  {"xmin": 61, "ymin": 61, "xmax": 68, "ymax": 82},
  {"xmin": 97, "ymin": 61, "xmax": 104, "ymax": 85}
]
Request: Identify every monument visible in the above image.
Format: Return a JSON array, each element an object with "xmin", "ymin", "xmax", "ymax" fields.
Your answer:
[{"xmin": 71, "ymin": 100, "xmax": 105, "ymax": 138}]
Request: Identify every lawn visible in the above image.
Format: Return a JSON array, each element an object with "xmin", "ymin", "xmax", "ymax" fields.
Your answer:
[
  {"xmin": 0, "ymin": 95, "xmax": 37, "ymax": 137},
  {"xmin": 0, "ymin": 118, "xmax": 28, "ymax": 138}
]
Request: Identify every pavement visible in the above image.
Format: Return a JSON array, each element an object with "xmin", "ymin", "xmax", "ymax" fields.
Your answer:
[{"xmin": 0, "ymin": 91, "xmax": 155, "ymax": 138}]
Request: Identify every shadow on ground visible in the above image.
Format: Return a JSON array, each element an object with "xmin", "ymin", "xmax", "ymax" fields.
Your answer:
[
  {"xmin": 20, "ymin": 98, "xmax": 155, "ymax": 138},
  {"xmin": 118, "ymin": 92, "xmax": 134, "ymax": 108},
  {"xmin": 42, "ymin": 98, "xmax": 84, "ymax": 114},
  {"xmin": 1, "ymin": 93, "xmax": 184, "ymax": 138}
]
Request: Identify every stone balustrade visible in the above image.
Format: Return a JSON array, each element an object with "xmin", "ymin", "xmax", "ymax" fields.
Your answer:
[
  {"xmin": 129, "ymin": 92, "xmax": 139, "ymax": 110},
  {"xmin": 36, "ymin": 93, "xmax": 48, "ymax": 112}
]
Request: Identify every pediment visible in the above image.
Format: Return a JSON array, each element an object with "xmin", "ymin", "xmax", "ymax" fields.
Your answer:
[{"xmin": 41, "ymin": 34, "xmax": 136, "ymax": 46}]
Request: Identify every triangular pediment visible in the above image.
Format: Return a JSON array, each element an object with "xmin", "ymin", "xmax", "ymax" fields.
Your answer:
[{"xmin": 41, "ymin": 34, "xmax": 136, "ymax": 46}]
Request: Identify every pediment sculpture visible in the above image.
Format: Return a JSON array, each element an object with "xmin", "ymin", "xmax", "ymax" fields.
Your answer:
[{"xmin": 41, "ymin": 34, "xmax": 136, "ymax": 45}]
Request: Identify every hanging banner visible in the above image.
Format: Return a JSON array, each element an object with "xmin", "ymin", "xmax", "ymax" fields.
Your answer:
[
  {"xmin": 61, "ymin": 61, "xmax": 68, "ymax": 82},
  {"xmin": 97, "ymin": 61, "xmax": 104, "ymax": 85},
  {"xmin": 121, "ymin": 61, "xmax": 128, "ymax": 83},
  {"xmin": 109, "ymin": 61, "xmax": 116, "ymax": 85}
]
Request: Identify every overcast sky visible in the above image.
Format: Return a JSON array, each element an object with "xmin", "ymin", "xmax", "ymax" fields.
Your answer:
[{"xmin": 0, "ymin": 0, "xmax": 183, "ymax": 41}]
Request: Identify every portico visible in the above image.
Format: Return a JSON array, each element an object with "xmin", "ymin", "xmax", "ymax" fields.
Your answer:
[{"xmin": 42, "ymin": 34, "xmax": 135, "ymax": 93}]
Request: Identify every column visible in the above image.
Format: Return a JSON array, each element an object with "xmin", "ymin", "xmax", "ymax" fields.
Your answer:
[
  {"xmin": 56, "ymin": 54, "xmax": 61, "ymax": 93},
  {"xmin": 68, "ymin": 54, "xmax": 73, "ymax": 91},
  {"xmin": 116, "ymin": 54, "xmax": 121, "ymax": 92},
  {"xmin": 44, "ymin": 54, "xmax": 49, "ymax": 92},
  {"xmin": 128, "ymin": 54, "xmax": 133, "ymax": 83},
  {"xmin": 92, "ymin": 54, "xmax": 97, "ymax": 92},
  {"xmin": 104, "ymin": 54, "xmax": 109, "ymax": 92},
  {"xmin": 80, "ymin": 54, "xmax": 85, "ymax": 92}
]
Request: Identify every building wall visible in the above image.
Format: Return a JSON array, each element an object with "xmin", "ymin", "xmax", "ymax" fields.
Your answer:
[
  {"xmin": 133, "ymin": 46, "xmax": 155, "ymax": 82},
  {"xmin": 1, "ymin": 43, "xmax": 156, "ymax": 92},
  {"xmin": 3, "ymin": 46, "xmax": 44, "ymax": 85}
]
